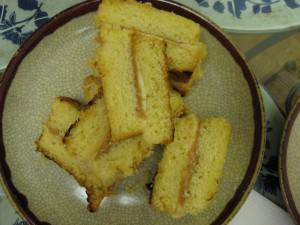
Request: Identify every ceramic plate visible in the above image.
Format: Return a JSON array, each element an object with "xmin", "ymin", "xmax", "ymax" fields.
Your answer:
[
  {"xmin": 0, "ymin": 1, "xmax": 265, "ymax": 225},
  {"xmin": 279, "ymin": 99, "xmax": 300, "ymax": 224},
  {"xmin": 174, "ymin": 0, "xmax": 300, "ymax": 34}
]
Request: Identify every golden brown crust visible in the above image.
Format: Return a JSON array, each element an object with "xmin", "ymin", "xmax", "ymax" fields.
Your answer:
[
  {"xmin": 83, "ymin": 75, "xmax": 103, "ymax": 102},
  {"xmin": 168, "ymin": 70, "xmax": 192, "ymax": 83},
  {"xmin": 86, "ymin": 187, "xmax": 114, "ymax": 212},
  {"xmin": 94, "ymin": 132, "xmax": 111, "ymax": 159},
  {"xmin": 56, "ymin": 96, "xmax": 82, "ymax": 111},
  {"xmin": 36, "ymin": 127, "xmax": 86, "ymax": 189},
  {"xmin": 62, "ymin": 119, "xmax": 79, "ymax": 145},
  {"xmin": 96, "ymin": 0, "xmax": 200, "ymax": 44}
]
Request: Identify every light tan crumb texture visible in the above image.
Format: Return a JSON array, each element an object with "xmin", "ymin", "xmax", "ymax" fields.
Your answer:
[
  {"xmin": 151, "ymin": 115, "xmax": 231, "ymax": 217},
  {"xmin": 96, "ymin": 24, "xmax": 143, "ymax": 142},
  {"xmin": 133, "ymin": 34, "xmax": 173, "ymax": 144},
  {"xmin": 36, "ymin": 98, "xmax": 83, "ymax": 182},
  {"xmin": 36, "ymin": 97, "xmax": 110, "ymax": 212},
  {"xmin": 166, "ymin": 41, "xmax": 205, "ymax": 72},
  {"xmin": 169, "ymin": 89, "xmax": 185, "ymax": 119},
  {"xmin": 97, "ymin": 0, "xmax": 200, "ymax": 44},
  {"xmin": 151, "ymin": 114, "xmax": 200, "ymax": 217},
  {"xmin": 170, "ymin": 43, "xmax": 207, "ymax": 95},
  {"xmin": 37, "ymin": 95, "xmax": 153, "ymax": 212},
  {"xmin": 46, "ymin": 96, "xmax": 81, "ymax": 134},
  {"xmin": 184, "ymin": 117, "xmax": 232, "ymax": 214},
  {"xmin": 133, "ymin": 32, "xmax": 204, "ymax": 74},
  {"xmin": 87, "ymin": 57, "xmax": 99, "ymax": 76},
  {"xmin": 64, "ymin": 98, "xmax": 110, "ymax": 161},
  {"xmin": 171, "ymin": 64, "xmax": 204, "ymax": 95},
  {"xmin": 82, "ymin": 75, "xmax": 102, "ymax": 102}
]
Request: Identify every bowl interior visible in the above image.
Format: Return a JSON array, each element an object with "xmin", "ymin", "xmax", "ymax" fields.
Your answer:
[
  {"xmin": 280, "ymin": 100, "xmax": 300, "ymax": 224},
  {"xmin": 0, "ymin": 1, "xmax": 265, "ymax": 224}
]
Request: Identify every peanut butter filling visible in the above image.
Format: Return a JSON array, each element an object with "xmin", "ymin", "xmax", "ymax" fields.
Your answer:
[{"xmin": 179, "ymin": 121, "xmax": 201, "ymax": 206}]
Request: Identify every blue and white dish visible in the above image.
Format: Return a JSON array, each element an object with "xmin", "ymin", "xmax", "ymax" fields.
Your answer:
[
  {"xmin": 254, "ymin": 85, "xmax": 286, "ymax": 209},
  {"xmin": 0, "ymin": 0, "xmax": 83, "ymax": 71},
  {"xmin": 174, "ymin": 0, "xmax": 300, "ymax": 33}
]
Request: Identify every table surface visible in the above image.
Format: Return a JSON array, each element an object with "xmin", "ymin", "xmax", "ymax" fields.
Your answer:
[
  {"xmin": 1, "ymin": 0, "xmax": 300, "ymax": 224},
  {"xmin": 230, "ymin": 31, "xmax": 300, "ymax": 115}
]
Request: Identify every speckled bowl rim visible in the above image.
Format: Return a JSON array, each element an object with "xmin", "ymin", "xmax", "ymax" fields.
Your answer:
[
  {"xmin": 279, "ymin": 98, "xmax": 300, "ymax": 224},
  {"xmin": 0, "ymin": 0, "xmax": 265, "ymax": 224}
]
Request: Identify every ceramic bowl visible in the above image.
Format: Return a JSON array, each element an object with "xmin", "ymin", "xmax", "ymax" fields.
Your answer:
[
  {"xmin": 279, "ymin": 98, "xmax": 300, "ymax": 224},
  {"xmin": 0, "ymin": 1, "xmax": 265, "ymax": 224}
]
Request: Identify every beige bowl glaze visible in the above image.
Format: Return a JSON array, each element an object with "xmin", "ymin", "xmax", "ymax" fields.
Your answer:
[
  {"xmin": 280, "ymin": 98, "xmax": 300, "ymax": 224},
  {"xmin": 0, "ymin": 1, "xmax": 265, "ymax": 224}
]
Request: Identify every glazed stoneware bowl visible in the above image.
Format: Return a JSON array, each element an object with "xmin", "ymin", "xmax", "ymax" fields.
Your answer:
[
  {"xmin": 0, "ymin": 0, "xmax": 265, "ymax": 224},
  {"xmin": 280, "ymin": 99, "xmax": 300, "ymax": 224}
]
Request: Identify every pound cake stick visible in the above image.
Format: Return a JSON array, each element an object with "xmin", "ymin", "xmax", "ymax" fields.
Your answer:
[
  {"xmin": 36, "ymin": 97, "xmax": 111, "ymax": 211},
  {"xmin": 37, "ymin": 96, "xmax": 153, "ymax": 212},
  {"xmin": 96, "ymin": 24, "xmax": 143, "ymax": 142},
  {"xmin": 151, "ymin": 114, "xmax": 200, "ymax": 217},
  {"xmin": 137, "ymin": 33, "xmax": 204, "ymax": 72},
  {"xmin": 36, "ymin": 97, "xmax": 81, "ymax": 165},
  {"xmin": 63, "ymin": 98, "xmax": 110, "ymax": 161},
  {"xmin": 169, "ymin": 42, "xmax": 207, "ymax": 95},
  {"xmin": 170, "ymin": 64, "xmax": 204, "ymax": 95},
  {"xmin": 35, "ymin": 97, "xmax": 108, "ymax": 211},
  {"xmin": 133, "ymin": 34, "xmax": 173, "ymax": 144},
  {"xmin": 166, "ymin": 41, "xmax": 206, "ymax": 72},
  {"xmin": 96, "ymin": 0, "xmax": 200, "ymax": 45},
  {"xmin": 151, "ymin": 114, "xmax": 231, "ymax": 217}
]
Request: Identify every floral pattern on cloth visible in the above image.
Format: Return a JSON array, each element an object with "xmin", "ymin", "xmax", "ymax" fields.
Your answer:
[
  {"xmin": 195, "ymin": 0, "xmax": 300, "ymax": 18},
  {"xmin": 0, "ymin": 0, "xmax": 49, "ymax": 45},
  {"xmin": 254, "ymin": 120, "xmax": 286, "ymax": 209},
  {"xmin": 13, "ymin": 219, "xmax": 28, "ymax": 225}
]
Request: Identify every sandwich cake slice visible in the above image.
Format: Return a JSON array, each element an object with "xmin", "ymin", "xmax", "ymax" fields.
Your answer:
[
  {"xmin": 63, "ymin": 98, "xmax": 110, "ymax": 161},
  {"xmin": 151, "ymin": 114, "xmax": 231, "ymax": 217},
  {"xmin": 96, "ymin": 24, "xmax": 143, "ymax": 142},
  {"xmin": 169, "ymin": 42, "xmax": 207, "ymax": 95},
  {"xmin": 96, "ymin": 0, "xmax": 200, "ymax": 45},
  {"xmin": 36, "ymin": 96, "xmax": 153, "ymax": 212},
  {"xmin": 36, "ymin": 96, "xmax": 81, "ymax": 163},
  {"xmin": 132, "ymin": 34, "xmax": 173, "ymax": 144},
  {"xmin": 166, "ymin": 41, "xmax": 206, "ymax": 72}
]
